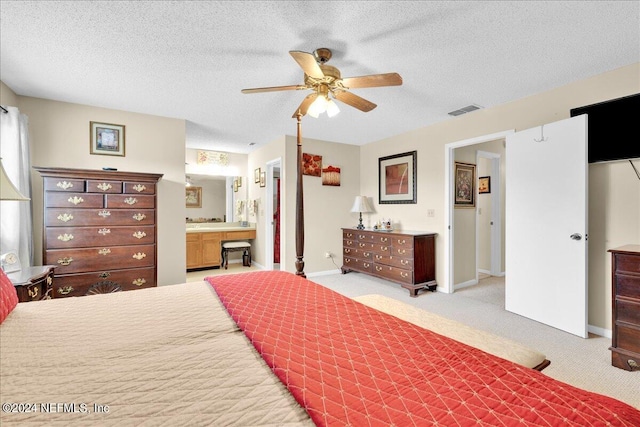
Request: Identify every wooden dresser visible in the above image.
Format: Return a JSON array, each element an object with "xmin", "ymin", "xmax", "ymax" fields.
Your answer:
[
  {"xmin": 341, "ymin": 228, "xmax": 437, "ymax": 297},
  {"xmin": 608, "ymin": 245, "xmax": 640, "ymax": 371},
  {"xmin": 35, "ymin": 167, "xmax": 163, "ymax": 298}
]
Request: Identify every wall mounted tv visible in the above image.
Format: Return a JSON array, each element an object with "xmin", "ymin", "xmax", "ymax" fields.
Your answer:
[{"xmin": 570, "ymin": 93, "xmax": 640, "ymax": 163}]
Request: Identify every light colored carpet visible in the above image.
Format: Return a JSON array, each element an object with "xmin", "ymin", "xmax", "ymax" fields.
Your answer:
[{"xmin": 186, "ymin": 268, "xmax": 639, "ymax": 409}]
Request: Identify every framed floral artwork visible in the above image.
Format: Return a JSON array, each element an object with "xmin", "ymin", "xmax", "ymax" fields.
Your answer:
[
  {"xmin": 186, "ymin": 186, "xmax": 202, "ymax": 208},
  {"xmin": 90, "ymin": 121, "xmax": 125, "ymax": 156},
  {"xmin": 454, "ymin": 162, "xmax": 476, "ymax": 207}
]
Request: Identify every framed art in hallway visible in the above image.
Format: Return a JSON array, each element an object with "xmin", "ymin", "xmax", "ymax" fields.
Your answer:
[
  {"xmin": 90, "ymin": 121, "xmax": 125, "ymax": 156},
  {"xmin": 478, "ymin": 176, "xmax": 491, "ymax": 194},
  {"xmin": 454, "ymin": 162, "xmax": 476, "ymax": 207}
]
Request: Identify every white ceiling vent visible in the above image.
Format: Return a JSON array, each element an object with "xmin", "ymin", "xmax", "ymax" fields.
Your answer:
[{"xmin": 448, "ymin": 104, "xmax": 483, "ymax": 117}]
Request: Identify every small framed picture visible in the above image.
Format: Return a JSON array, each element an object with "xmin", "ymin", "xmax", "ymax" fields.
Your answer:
[
  {"xmin": 379, "ymin": 151, "xmax": 417, "ymax": 204},
  {"xmin": 236, "ymin": 176, "xmax": 242, "ymax": 187},
  {"xmin": 233, "ymin": 179, "xmax": 238, "ymax": 192},
  {"xmin": 255, "ymin": 168, "xmax": 261, "ymax": 183},
  {"xmin": 260, "ymin": 171, "xmax": 266, "ymax": 187},
  {"xmin": 478, "ymin": 176, "xmax": 491, "ymax": 194},
  {"xmin": 454, "ymin": 162, "xmax": 476, "ymax": 208},
  {"xmin": 186, "ymin": 187, "xmax": 202, "ymax": 208},
  {"xmin": 90, "ymin": 121, "xmax": 125, "ymax": 156}
]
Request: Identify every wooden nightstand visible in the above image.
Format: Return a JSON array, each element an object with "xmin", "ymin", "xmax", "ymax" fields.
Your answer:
[{"xmin": 7, "ymin": 266, "xmax": 55, "ymax": 302}]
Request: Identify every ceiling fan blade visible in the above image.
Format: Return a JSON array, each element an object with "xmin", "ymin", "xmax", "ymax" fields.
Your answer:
[
  {"xmin": 241, "ymin": 85, "xmax": 307, "ymax": 94},
  {"xmin": 292, "ymin": 93, "xmax": 317, "ymax": 118},
  {"xmin": 333, "ymin": 90, "xmax": 377, "ymax": 112},
  {"xmin": 289, "ymin": 51, "xmax": 324, "ymax": 79},
  {"xmin": 341, "ymin": 72, "xmax": 403, "ymax": 89}
]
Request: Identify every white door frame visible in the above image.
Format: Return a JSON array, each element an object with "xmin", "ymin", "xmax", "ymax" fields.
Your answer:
[
  {"xmin": 444, "ymin": 130, "xmax": 514, "ymax": 294},
  {"xmin": 475, "ymin": 150, "xmax": 502, "ymax": 277},
  {"xmin": 264, "ymin": 158, "xmax": 282, "ymax": 271}
]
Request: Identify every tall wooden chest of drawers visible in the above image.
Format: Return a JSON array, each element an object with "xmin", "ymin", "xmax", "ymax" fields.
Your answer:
[
  {"xmin": 341, "ymin": 228, "xmax": 437, "ymax": 297},
  {"xmin": 608, "ymin": 245, "xmax": 640, "ymax": 371},
  {"xmin": 35, "ymin": 167, "xmax": 163, "ymax": 298}
]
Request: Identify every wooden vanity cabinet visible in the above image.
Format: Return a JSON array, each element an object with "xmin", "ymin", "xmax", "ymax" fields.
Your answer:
[{"xmin": 186, "ymin": 229, "xmax": 255, "ymax": 270}]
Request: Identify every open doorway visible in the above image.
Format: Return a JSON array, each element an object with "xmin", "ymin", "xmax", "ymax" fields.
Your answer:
[
  {"xmin": 265, "ymin": 158, "xmax": 282, "ymax": 271},
  {"xmin": 444, "ymin": 130, "xmax": 512, "ymax": 294}
]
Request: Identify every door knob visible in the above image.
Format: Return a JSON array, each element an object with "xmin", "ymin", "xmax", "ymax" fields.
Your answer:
[{"xmin": 570, "ymin": 233, "xmax": 582, "ymax": 241}]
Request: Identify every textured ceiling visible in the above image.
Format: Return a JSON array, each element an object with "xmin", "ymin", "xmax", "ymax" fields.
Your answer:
[{"xmin": 1, "ymin": 1, "xmax": 638, "ymax": 154}]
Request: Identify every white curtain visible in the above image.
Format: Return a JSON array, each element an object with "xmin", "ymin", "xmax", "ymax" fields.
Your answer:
[{"xmin": 0, "ymin": 106, "xmax": 33, "ymax": 268}]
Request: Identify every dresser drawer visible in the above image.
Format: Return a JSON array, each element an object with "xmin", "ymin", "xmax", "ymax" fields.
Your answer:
[
  {"xmin": 374, "ymin": 253, "xmax": 414, "ymax": 270},
  {"xmin": 390, "ymin": 246, "xmax": 413, "ymax": 258},
  {"xmin": 343, "ymin": 247, "xmax": 372, "ymax": 260},
  {"xmin": 44, "ymin": 178, "xmax": 85, "ymax": 192},
  {"xmin": 224, "ymin": 230, "xmax": 256, "ymax": 240},
  {"xmin": 46, "ymin": 244, "xmax": 155, "ymax": 274},
  {"xmin": 343, "ymin": 256, "xmax": 373, "ymax": 273},
  {"xmin": 46, "ymin": 225, "xmax": 155, "ymax": 248},
  {"xmin": 45, "ymin": 208, "xmax": 156, "ymax": 226},
  {"xmin": 54, "ymin": 267, "xmax": 156, "ymax": 298},
  {"xmin": 615, "ymin": 254, "xmax": 640, "ymax": 274},
  {"xmin": 46, "ymin": 192, "xmax": 104, "ymax": 208},
  {"xmin": 616, "ymin": 299, "xmax": 640, "ymax": 326},
  {"xmin": 392, "ymin": 235, "xmax": 415, "ymax": 249},
  {"xmin": 373, "ymin": 264, "xmax": 413, "ymax": 285},
  {"xmin": 105, "ymin": 194, "xmax": 155, "ymax": 209},
  {"xmin": 343, "ymin": 230, "xmax": 356, "ymax": 240},
  {"xmin": 616, "ymin": 325, "xmax": 640, "ymax": 354},
  {"xmin": 86, "ymin": 180, "xmax": 123, "ymax": 193},
  {"xmin": 615, "ymin": 274, "xmax": 640, "ymax": 300},
  {"xmin": 15, "ymin": 281, "xmax": 51, "ymax": 302},
  {"xmin": 124, "ymin": 181, "xmax": 156, "ymax": 194}
]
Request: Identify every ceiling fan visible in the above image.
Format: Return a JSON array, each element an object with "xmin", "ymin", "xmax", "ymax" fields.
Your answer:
[{"xmin": 241, "ymin": 48, "xmax": 402, "ymax": 118}]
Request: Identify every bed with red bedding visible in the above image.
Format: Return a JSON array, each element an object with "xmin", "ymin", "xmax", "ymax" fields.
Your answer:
[{"xmin": 207, "ymin": 271, "xmax": 640, "ymax": 426}]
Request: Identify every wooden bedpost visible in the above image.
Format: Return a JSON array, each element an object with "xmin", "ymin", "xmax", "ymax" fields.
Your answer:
[{"xmin": 295, "ymin": 112, "xmax": 306, "ymax": 277}]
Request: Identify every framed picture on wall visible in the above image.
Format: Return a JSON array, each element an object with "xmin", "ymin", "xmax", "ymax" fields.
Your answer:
[
  {"xmin": 186, "ymin": 186, "xmax": 202, "ymax": 208},
  {"xmin": 255, "ymin": 168, "xmax": 261, "ymax": 183},
  {"xmin": 90, "ymin": 121, "xmax": 125, "ymax": 156},
  {"xmin": 454, "ymin": 162, "xmax": 476, "ymax": 208},
  {"xmin": 260, "ymin": 171, "xmax": 266, "ymax": 187},
  {"xmin": 478, "ymin": 176, "xmax": 491, "ymax": 194},
  {"xmin": 378, "ymin": 151, "xmax": 417, "ymax": 204}
]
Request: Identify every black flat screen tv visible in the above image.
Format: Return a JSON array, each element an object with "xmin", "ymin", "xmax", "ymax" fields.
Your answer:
[{"xmin": 570, "ymin": 93, "xmax": 640, "ymax": 163}]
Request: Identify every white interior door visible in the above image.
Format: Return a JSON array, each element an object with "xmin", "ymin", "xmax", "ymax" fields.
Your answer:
[{"xmin": 505, "ymin": 115, "xmax": 588, "ymax": 338}]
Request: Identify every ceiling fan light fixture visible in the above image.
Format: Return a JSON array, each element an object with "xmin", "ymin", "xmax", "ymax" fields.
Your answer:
[
  {"xmin": 326, "ymin": 99, "xmax": 340, "ymax": 117},
  {"xmin": 308, "ymin": 95, "xmax": 327, "ymax": 118}
]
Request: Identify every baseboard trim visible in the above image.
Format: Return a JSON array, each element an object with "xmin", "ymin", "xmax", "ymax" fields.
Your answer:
[{"xmin": 588, "ymin": 324, "xmax": 612, "ymax": 339}]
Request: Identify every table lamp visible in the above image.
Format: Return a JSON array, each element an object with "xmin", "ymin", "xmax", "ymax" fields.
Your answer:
[{"xmin": 350, "ymin": 196, "xmax": 373, "ymax": 230}]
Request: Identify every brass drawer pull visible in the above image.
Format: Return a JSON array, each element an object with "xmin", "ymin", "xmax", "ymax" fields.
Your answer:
[
  {"xmin": 344, "ymin": 248, "xmax": 351, "ymax": 254},
  {"xmin": 98, "ymin": 210, "xmax": 111, "ymax": 218},
  {"xmin": 363, "ymin": 263, "xmax": 370, "ymax": 268},
  {"xmin": 132, "ymin": 278, "xmax": 146, "ymax": 287},
  {"xmin": 400, "ymin": 272, "xmax": 409, "ymax": 278},
  {"xmin": 56, "ymin": 181, "xmax": 73, "ymax": 190},
  {"xmin": 57, "ymin": 213, "xmax": 74, "ymax": 222},
  {"xmin": 345, "ymin": 258, "xmax": 351, "ymax": 264},
  {"xmin": 28, "ymin": 286, "xmax": 39, "ymax": 298},
  {"xmin": 132, "ymin": 252, "xmax": 147, "ymax": 260},
  {"xmin": 57, "ymin": 286, "xmax": 74, "ymax": 295},
  {"xmin": 397, "ymin": 239, "xmax": 406, "ymax": 244},
  {"xmin": 363, "ymin": 252, "xmax": 370, "ymax": 257},
  {"xmin": 346, "ymin": 233, "xmax": 353, "ymax": 238},
  {"xmin": 397, "ymin": 249, "xmax": 406, "ymax": 255},
  {"xmin": 132, "ymin": 231, "xmax": 147, "ymax": 239},
  {"xmin": 375, "ymin": 266, "xmax": 383, "ymax": 272},
  {"xmin": 68, "ymin": 196, "xmax": 84, "ymax": 205},
  {"xmin": 401, "ymin": 259, "xmax": 409, "ymax": 265},
  {"xmin": 375, "ymin": 255, "xmax": 382, "ymax": 260},
  {"xmin": 97, "ymin": 182, "xmax": 112, "ymax": 191},
  {"xmin": 381, "ymin": 246, "xmax": 388, "ymax": 251},
  {"xmin": 132, "ymin": 184, "xmax": 146, "ymax": 192},
  {"xmin": 359, "ymin": 243, "xmax": 366, "ymax": 248},
  {"xmin": 380, "ymin": 237, "xmax": 388, "ymax": 243},
  {"xmin": 133, "ymin": 213, "xmax": 146, "ymax": 221},
  {"xmin": 98, "ymin": 228, "xmax": 111, "ymax": 235},
  {"xmin": 57, "ymin": 233, "xmax": 74, "ymax": 242},
  {"xmin": 98, "ymin": 248, "xmax": 111, "ymax": 255},
  {"xmin": 358, "ymin": 235, "xmax": 366, "ymax": 240},
  {"xmin": 57, "ymin": 257, "xmax": 73, "ymax": 266},
  {"xmin": 46, "ymin": 276, "xmax": 52, "ymax": 285},
  {"xmin": 124, "ymin": 197, "xmax": 137, "ymax": 205}
]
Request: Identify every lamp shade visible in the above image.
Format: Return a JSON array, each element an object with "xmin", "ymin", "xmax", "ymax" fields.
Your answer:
[
  {"xmin": 350, "ymin": 196, "xmax": 373, "ymax": 213},
  {"xmin": 0, "ymin": 159, "xmax": 29, "ymax": 201}
]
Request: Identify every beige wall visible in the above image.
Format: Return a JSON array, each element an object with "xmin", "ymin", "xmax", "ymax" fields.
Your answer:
[
  {"xmin": 360, "ymin": 63, "xmax": 640, "ymax": 332},
  {"xmin": 1, "ymin": 81, "xmax": 18, "ymax": 106},
  {"xmin": 0, "ymin": 89, "xmax": 187, "ymax": 286},
  {"xmin": 248, "ymin": 134, "xmax": 360, "ymax": 275}
]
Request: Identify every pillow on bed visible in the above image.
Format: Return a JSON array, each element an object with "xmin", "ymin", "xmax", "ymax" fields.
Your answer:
[{"xmin": 0, "ymin": 268, "xmax": 19, "ymax": 324}]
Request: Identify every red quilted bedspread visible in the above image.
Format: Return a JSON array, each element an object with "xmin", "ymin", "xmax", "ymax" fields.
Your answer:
[{"xmin": 207, "ymin": 271, "xmax": 640, "ymax": 426}]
